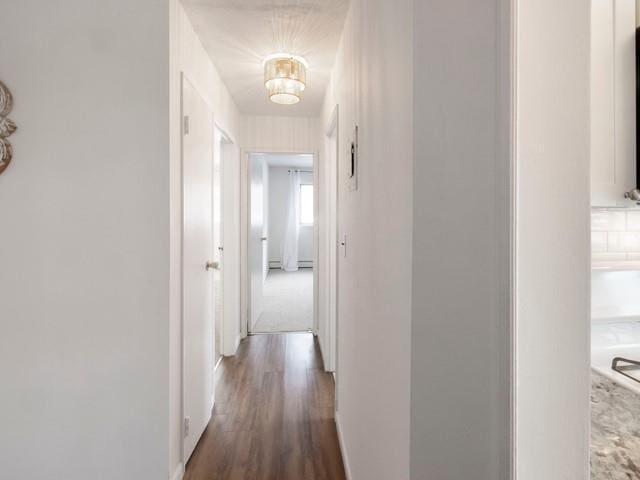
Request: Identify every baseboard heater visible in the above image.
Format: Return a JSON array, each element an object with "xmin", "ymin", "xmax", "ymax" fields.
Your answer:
[
  {"xmin": 269, "ymin": 261, "xmax": 313, "ymax": 269},
  {"xmin": 612, "ymin": 357, "xmax": 640, "ymax": 384}
]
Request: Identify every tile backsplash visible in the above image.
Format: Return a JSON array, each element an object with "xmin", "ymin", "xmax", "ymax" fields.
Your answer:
[{"xmin": 592, "ymin": 209, "xmax": 640, "ymax": 264}]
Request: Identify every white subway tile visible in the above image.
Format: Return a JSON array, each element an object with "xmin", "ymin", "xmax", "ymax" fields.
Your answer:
[
  {"xmin": 592, "ymin": 210, "xmax": 626, "ymax": 231},
  {"xmin": 608, "ymin": 232, "xmax": 624, "ymax": 252},
  {"xmin": 592, "ymin": 211, "xmax": 610, "ymax": 231},
  {"xmin": 592, "ymin": 252, "xmax": 628, "ymax": 263},
  {"xmin": 592, "ymin": 232, "xmax": 608, "ymax": 253},
  {"xmin": 608, "ymin": 232, "xmax": 640, "ymax": 252},
  {"xmin": 627, "ymin": 212, "xmax": 640, "ymax": 231}
]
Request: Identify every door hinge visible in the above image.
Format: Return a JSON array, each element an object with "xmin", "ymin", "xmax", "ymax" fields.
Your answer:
[
  {"xmin": 184, "ymin": 417, "xmax": 190, "ymax": 437},
  {"xmin": 183, "ymin": 115, "xmax": 190, "ymax": 135}
]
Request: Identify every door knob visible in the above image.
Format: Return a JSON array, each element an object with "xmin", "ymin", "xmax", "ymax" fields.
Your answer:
[
  {"xmin": 260, "ymin": 237, "xmax": 267, "ymax": 241},
  {"xmin": 205, "ymin": 260, "xmax": 220, "ymax": 271}
]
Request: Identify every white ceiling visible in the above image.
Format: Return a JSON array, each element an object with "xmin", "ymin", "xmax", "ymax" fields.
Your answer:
[
  {"xmin": 182, "ymin": 0, "xmax": 349, "ymax": 117},
  {"xmin": 259, "ymin": 153, "xmax": 314, "ymax": 168}
]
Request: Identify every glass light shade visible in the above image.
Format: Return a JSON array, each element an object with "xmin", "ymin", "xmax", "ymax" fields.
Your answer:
[{"xmin": 264, "ymin": 56, "xmax": 307, "ymax": 105}]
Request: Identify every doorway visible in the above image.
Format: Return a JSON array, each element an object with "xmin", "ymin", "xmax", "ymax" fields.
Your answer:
[{"xmin": 247, "ymin": 153, "xmax": 316, "ymax": 334}]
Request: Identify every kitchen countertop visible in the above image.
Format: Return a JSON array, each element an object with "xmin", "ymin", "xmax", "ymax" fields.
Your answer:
[{"xmin": 591, "ymin": 371, "xmax": 640, "ymax": 479}]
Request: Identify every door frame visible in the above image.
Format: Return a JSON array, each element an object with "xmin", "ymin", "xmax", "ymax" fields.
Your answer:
[
  {"xmin": 507, "ymin": 0, "xmax": 591, "ymax": 477},
  {"xmin": 214, "ymin": 124, "xmax": 242, "ymax": 357},
  {"xmin": 324, "ymin": 105, "xmax": 339, "ymax": 374},
  {"xmin": 240, "ymin": 149, "xmax": 319, "ymax": 338}
]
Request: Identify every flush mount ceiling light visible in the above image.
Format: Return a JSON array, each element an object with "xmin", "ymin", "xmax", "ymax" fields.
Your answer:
[{"xmin": 263, "ymin": 53, "xmax": 308, "ymax": 105}]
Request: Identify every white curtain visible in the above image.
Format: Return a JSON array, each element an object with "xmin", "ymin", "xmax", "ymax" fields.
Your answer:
[{"xmin": 281, "ymin": 171, "xmax": 300, "ymax": 272}]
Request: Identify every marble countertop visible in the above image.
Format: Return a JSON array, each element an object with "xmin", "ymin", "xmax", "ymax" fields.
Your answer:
[{"xmin": 591, "ymin": 371, "xmax": 640, "ymax": 479}]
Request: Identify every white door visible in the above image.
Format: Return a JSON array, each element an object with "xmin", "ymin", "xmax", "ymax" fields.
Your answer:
[
  {"xmin": 182, "ymin": 77, "xmax": 215, "ymax": 461},
  {"xmin": 249, "ymin": 155, "xmax": 266, "ymax": 331}
]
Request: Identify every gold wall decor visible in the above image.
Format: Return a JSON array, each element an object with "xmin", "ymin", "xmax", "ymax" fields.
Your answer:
[{"xmin": 0, "ymin": 80, "xmax": 16, "ymax": 175}]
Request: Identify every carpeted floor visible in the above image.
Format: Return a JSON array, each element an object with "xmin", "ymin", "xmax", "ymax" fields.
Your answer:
[{"xmin": 252, "ymin": 269, "xmax": 313, "ymax": 333}]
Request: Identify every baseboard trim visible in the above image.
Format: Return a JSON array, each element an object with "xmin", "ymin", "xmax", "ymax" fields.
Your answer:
[
  {"xmin": 222, "ymin": 333, "xmax": 240, "ymax": 357},
  {"xmin": 268, "ymin": 261, "xmax": 314, "ymax": 269},
  {"xmin": 171, "ymin": 463, "xmax": 184, "ymax": 480},
  {"xmin": 335, "ymin": 411, "xmax": 352, "ymax": 480}
]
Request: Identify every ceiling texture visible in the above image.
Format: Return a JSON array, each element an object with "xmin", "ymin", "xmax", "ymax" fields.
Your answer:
[{"xmin": 182, "ymin": 0, "xmax": 350, "ymax": 117}]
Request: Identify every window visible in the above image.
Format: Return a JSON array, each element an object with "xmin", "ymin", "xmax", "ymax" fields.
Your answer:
[{"xmin": 299, "ymin": 184, "xmax": 314, "ymax": 225}]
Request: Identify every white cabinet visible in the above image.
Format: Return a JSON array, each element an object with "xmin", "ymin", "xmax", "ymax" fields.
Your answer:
[{"xmin": 591, "ymin": 0, "xmax": 636, "ymax": 206}]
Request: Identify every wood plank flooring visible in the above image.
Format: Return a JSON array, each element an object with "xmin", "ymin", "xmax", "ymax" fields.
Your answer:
[{"xmin": 183, "ymin": 333, "xmax": 347, "ymax": 480}]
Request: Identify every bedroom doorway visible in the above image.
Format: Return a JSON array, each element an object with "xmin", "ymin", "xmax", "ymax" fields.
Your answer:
[{"xmin": 247, "ymin": 153, "xmax": 316, "ymax": 334}]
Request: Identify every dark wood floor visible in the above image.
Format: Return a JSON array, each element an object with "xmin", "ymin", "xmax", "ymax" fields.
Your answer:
[{"xmin": 183, "ymin": 333, "xmax": 347, "ymax": 480}]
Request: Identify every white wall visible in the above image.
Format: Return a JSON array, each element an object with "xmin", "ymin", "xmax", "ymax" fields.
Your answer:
[
  {"xmin": 0, "ymin": 1, "xmax": 170, "ymax": 479},
  {"xmin": 411, "ymin": 1, "xmax": 512, "ymax": 478},
  {"xmin": 169, "ymin": 3, "xmax": 243, "ymax": 477},
  {"xmin": 244, "ymin": 115, "xmax": 320, "ymax": 153},
  {"xmin": 178, "ymin": 7, "xmax": 242, "ymax": 139},
  {"xmin": 516, "ymin": 0, "xmax": 591, "ymax": 477},
  {"xmin": 321, "ymin": 1, "xmax": 413, "ymax": 478},
  {"xmin": 268, "ymin": 167, "xmax": 314, "ymax": 266}
]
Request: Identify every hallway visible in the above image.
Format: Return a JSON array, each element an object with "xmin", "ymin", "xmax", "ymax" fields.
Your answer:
[{"xmin": 183, "ymin": 333, "xmax": 346, "ymax": 480}]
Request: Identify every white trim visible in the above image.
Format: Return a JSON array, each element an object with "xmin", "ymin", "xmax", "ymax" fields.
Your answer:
[
  {"xmin": 322, "ymin": 104, "xmax": 339, "ymax": 375},
  {"xmin": 244, "ymin": 148, "xmax": 319, "ymax": 155},
  {"xmin": 508, "ymin": 0, "xmax": 517, "ymax": 477},
  {"xmin": 313, "ymin": 150, "xmax": 320, "ymax": 336},
  {"xmin": 171, "ymin": 463, "xmax": 184, "ymax": 480},
  {"xmin": 217, "ymin": 125, "xmax": 242, "ymax": 357},
  {"xmin": 179, "ymin": 71, "xmax": 187, "ymax": 469},
  {"xmin": 240, "ymin": 150, "xmax": 249, "ymax": 339},
  {"xmin": 268, "ymin": 260, "xmax": 314, "ymax": 268},
  {"xmin": 334, "ymin": 411, "xmax": 351, "ymax": 480},
  {"xmin": 325, "ymin": 104, "xmax": 339, "ymax": 137}
]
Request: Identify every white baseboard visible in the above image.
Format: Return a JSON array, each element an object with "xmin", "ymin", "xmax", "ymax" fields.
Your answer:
[
  {"xmin": 223, "ymin": 333, "xmax": 242, "ymax": 357},
  {"xmin": 335, "ymin": 411, "xmax": 351, "ymax": 480},
  {"xmin": 268, "ymin": 261, "xmax": 314, "ymax": 269},
  {"xmin": 171, "ymin": 463, "xmax": 184, "ymax": 480}
]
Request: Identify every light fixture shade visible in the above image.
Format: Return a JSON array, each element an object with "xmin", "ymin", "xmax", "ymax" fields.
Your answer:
[{"xmin": 264, "ymin": 55, "xmax": 307, "ymax": 105}]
